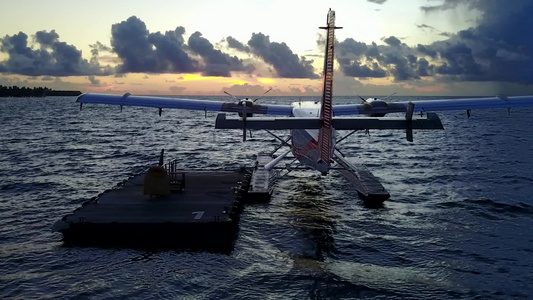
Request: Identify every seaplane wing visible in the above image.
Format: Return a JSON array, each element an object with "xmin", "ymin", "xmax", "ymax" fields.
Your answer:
[
  {"xmin": 77, "ymin": 93, "xmax": 293, "ymax": 116},
  {"xmin": 332, "ymin": 95, "xmax": 533, "ymax": 116}
]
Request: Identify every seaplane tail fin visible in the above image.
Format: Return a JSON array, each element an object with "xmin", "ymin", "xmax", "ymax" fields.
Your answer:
[{"xmin": 317, "ymin": 9, "xmax": 341, "ymax": 172}]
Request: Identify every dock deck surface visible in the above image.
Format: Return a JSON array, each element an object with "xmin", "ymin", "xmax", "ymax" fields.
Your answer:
[
  {"xmin": 70, "ymin": 171, "xmax": 241, "ymax": 224},
  {"xmin": 54, "ymin": 170, "xmax": 248, "ymax": 250}
]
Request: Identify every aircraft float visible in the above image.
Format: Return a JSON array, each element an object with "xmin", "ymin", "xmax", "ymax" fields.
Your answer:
[{"xmin": 77, "ymin": 9, "xmax": 533, "ymax": 205}]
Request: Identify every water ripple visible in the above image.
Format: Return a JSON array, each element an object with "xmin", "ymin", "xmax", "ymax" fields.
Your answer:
[{"xmin": 0, "ymin": 97, "xmax": 532, "ymax": 298}]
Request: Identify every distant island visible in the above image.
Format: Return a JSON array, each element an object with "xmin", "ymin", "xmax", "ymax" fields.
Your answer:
[{"xmin": 0, "ymin": 85, "xmax": 82, "ymax": 97}]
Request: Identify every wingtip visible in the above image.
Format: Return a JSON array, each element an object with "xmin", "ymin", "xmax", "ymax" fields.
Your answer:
[{"xmin": 75, "ymin": 93, "xmax": 86, "ymax": 102}]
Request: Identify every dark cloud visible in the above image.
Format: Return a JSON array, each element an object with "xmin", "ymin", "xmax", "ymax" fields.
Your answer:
[
  {"xmin": 0, "ymin": 31, "xmax": 110, "ymax": 76},
  {"xmin": 367, "ymin": 0, "xmax": 387, "ymax": 4},
  {"xmin": 337, "ymin": 0, "xmax": 533, "ymax": 85},
  {"xmin": 188, "ymin": 32, "xmax": 253, "ymax": 77},
  {"xmin": 90, "ymin": 41, "xmax": 112, "ymax": 58},
  {"xmin": 226, "ymin": 36, "xmax": 250, "ymax": 53},
  {"xmin": 338, "ymin": 38, "xmax": 368, "ymax": 57},
  {"xmin": 416, "ymin": 24, "xmax": 436, "ymax": 31},
  {"xmin": 337, "ymin": 39, "xmax": 385, "ymax": 79},
  {"xmin": 337, "ymin": 37, "xmax": 429, "ymax": 81},
  {"xmin": 416, "ymin": 44, "xmax": 437, "ymax": 58},
  {"xmin": 366, "ymin": 43, "xmax": 382, "ymax": 60},
  {"xmin": 383, "ymin": 36, "xmax": 401, "ymax": 47},
  {"xmin": 338, "ymin": 59, "xmax": 387, "ymax": 78},
  {"xmin": 34, "ymin": 30, "xmax": 59, "ymax": 46},
  {"xmin": 111, "ymin": 16, "xmax": 154, "ymax": 73},
  {"xmin": 111, "ymin": 16, "xmax": 255, "ymax": 77},
  {"xmin": 431, "ymin": 0, "xmax": 533, "ymax": 83},
  {"xmin": 420, "ymin": 0, "xmax": 465, "ymax": 12},
  {"xmin": 111, "ymin": 17, "xmax": 198, "ymax": 73},
  {"xmin": 148, "ymin": 27, "xmax": 198, "ymax": 73},
  {"xmin": 248, "ymin": 33, "xmax": 319, "ymax": 79},
  {"xmin": 382, "ymin": 54, "xmax": 420, "ymax": 81},
  {"xmin": 87, "ymin": 75, "xmax": 100, "ymax": 85},
  {"xmin": 458, "ymin": 29, "xmax": 476, "ymax": 40},
  {"xmin": 416, "ymin": 58, "xmax": 432, "ymax": 76},
  {"xmin": 89, "ymin": 41, "xmax": 112, "ymax": 65},
  {"xmin": 111, "ymin": 16, "xmax": 190, "ymax": 73}
]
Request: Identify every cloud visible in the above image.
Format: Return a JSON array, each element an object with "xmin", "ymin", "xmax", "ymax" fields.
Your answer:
[
  {"xmin": 429, "ymin": 0, "xmax": 533, "ymax": 83},
  {"xmin": 336, "ymin": 0, "xmax": 533, "ymax": 85},
  {"xmin": 248, "ymin": 33, "xmax": 319, "ymax": 79},
  {"xmin": 383, "ymin": 36, "xmax": 401, "ymax": 47},
  {"xmin": 338, "ymin": 38, "xmax": 368, "ymax": 57},
  {"xmin": 416, "ymin": 44, "xmax": 437, "ymax": 58},
  {"xmin": 87, "ymin": 75, "xmax": 100, "ymax": 85},
  {"xmin": 225, "ymin": 36, "xmax": 250, "ymax": 53},
  {"xmin": 34, "ymin": 29, "xmax": 59, "ymax": 46},
  {"xmin": 416, "ymin": 58, "xmax": 433, "ymax": 76},
  {"xmin": 222, "ymin": 83, "xmax": 271, "ymax": 96},
  {"xmin": 188, "ymin": 31, "xmax": 253, "ymax": 77},
  {"xmin": 383, "ymin": 54, "xmax": 421, "ymax": 81},
  {"xmin": 420, "ymin": 0, "xmax": 465, "ymax": 12},
  {"xmin": 338, "ymin": 59, "xmax": 387, "ymax": 78},
  {"xmin": 0, "ymin": 30, "xmax": 111, "ymax": 77},
  {"xmin": 416, "ymin": 24, "xmax": 436, "ymax": 32},
  {"xmin": 169, "ymin": 86, "xmax": 186, "ymax": 94},
  {"xmin": 111, "ymin": 16, "xmax": 198, "ymax": 74},
  {"xmin": 367, "ymin": 0, "xmax": 388, "ymax": 4},
  {"xmin": 435, "ymin": 43, "xmax": 483, "ymax": 77},
  {"xmin": 111, "ymin": 17, "xmax": 254, "ymax": 77},
  {"xmin": 336, "ymin": 37, "xmax": 429, "ymax": 81},
  {"xmin": 90, "ymin": 41, "xmax": 112, "ymax": 53}
]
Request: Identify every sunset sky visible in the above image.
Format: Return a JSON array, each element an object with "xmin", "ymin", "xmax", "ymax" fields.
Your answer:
[{"xmin": 1, "ymin": 0, "xmax": 533, "ymax": 96}]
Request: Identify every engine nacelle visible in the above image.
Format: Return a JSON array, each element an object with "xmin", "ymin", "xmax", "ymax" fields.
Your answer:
[
  {"xmin": 364, "ymin": 98, "xmax": 388, "ymax": 117},
  {"xmin": 238, "ymin": 98, "xmax": 254, "ymax": 118}
]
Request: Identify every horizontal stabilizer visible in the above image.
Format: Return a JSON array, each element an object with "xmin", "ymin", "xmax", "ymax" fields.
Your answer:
[
  {"xmin": 333, "ymin": 113, "xmax": 443, "ymax": 130},
  {"xmin": 215, "ymin": 113, "xmax": 444, "ymax": 130},
  {"xmin": 215, "ymin": 114, "xmax": 322, "ymax": 129}
]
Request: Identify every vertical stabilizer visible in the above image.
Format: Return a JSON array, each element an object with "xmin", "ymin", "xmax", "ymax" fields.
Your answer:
[{"xmin": 317, "ymin": 9, "xmax": 341, "ymax": 172}]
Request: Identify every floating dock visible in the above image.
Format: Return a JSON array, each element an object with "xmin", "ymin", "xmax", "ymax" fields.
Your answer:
[{"xmin": 53, "ymin": 165, "xmax": 251, "ymax": 252}]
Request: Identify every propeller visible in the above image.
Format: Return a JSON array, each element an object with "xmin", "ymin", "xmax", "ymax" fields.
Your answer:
[
  {"xmin": 253, "ymin": 87, "xmax": 272, "ymax": 103},
  {"xmin": 222, "ymin": 90, "xmax": 249, "ymax": 141},
  {"xmin": 382, "ymin": 91, "xmax": 397, "ymax": 101},
  {"xmin": 352, "ymin": 91, "xmax": 367, "ymax": 103},
  {"xmin": 223, "ymin": 88, "xmax": 273, "ymax": 142},
  {"xmin": 223, "ymin": 91, "xmax": 238, "ymax": 101}
]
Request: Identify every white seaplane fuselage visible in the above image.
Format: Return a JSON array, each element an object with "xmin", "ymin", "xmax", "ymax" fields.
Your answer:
[{"xmin": 290, "ymin": 101, "xmax": 336, "ymax": 174}]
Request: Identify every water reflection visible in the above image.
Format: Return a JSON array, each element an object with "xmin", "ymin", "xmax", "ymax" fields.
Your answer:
[{"xmin": 286, "ymin": 176, "xmax": 337, "ymax": 261}]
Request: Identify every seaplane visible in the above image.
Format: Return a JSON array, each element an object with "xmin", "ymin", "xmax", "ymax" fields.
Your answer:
[{"xmin": 77, "ymin": 9, "xmax": 533, "ymax": 205}]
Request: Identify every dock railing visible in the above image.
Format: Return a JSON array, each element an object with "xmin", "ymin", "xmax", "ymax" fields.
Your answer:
[{"xmin": 164, "ymin": 160, "xmax": 186, "ymax": 191}]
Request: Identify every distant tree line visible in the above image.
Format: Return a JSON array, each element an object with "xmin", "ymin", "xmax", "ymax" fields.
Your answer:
[{"xmin": 0, "ymin": 85, "xmax": 81, "ymax": 97}]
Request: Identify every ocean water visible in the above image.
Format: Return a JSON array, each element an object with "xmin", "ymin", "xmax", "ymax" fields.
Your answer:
[{"xmin": 1, "ymin": 96, "xmax": 532, "ymax": 299}]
